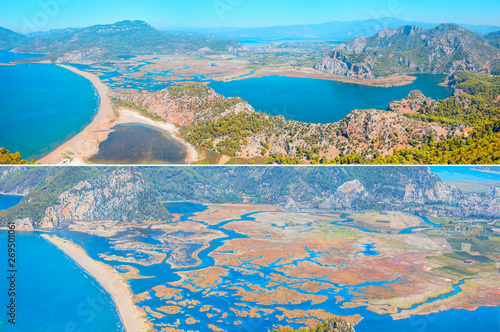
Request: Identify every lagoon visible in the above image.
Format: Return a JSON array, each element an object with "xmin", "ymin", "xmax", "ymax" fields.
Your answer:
[{"xmin": 209, "ymin": 74, "xmax": 452, "ymax": 123}]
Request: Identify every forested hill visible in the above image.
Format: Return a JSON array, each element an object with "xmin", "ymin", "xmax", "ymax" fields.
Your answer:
[
  {"xmin": 0, "ymin": 27, "xmax": 28, "ymax": 50},
  {"xmin": 0, "ymin": 166, "xmax": 498, "ymax": 229},
  {"xmin": 315, "ymin": 24, "xmax": 500, "ymax": 78},
  {"xmin": 4, "ymin": 20, "xmax": 241, "ymax": 62}
]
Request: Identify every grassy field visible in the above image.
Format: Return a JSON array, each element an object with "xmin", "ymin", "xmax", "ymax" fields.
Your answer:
[{"xmin": 446, "ymin": 180, "xmax": 500, "ymax": 193}]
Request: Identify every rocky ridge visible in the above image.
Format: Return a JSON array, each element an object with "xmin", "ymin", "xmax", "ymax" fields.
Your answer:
[
  {"xmin": 0, "ymin": 167, "xmax": 499, "ymax": 227},
  {"xmin": 115, "ymin": 85, "xmax": 465, "ymax": 160},
  {"xmin": 315, "ymin": 24, "xmax": 500, "ymax": 78}
]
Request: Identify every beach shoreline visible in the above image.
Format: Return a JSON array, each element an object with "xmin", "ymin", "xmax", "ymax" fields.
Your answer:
[
  {"xmin": 214, "ymin": 67, "xmax": 418, "ymax": 87},
  {"xmin": 38, "ymin": 65, "xmax": 115, "ymax": 165},
  {"xmin": 38, "ymin": 64, "xmax": 198, "ymax": 165},
  {"xmin": 41, "ymin": 234, "xmax": 153, "ymax": 332}
]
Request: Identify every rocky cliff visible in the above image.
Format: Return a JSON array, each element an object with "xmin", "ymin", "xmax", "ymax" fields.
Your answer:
[
  {"xmin": 114, "ymin": 84, "xmax": 250, "ymax": 126},
  {"xmin": 0, "ymin": 167, "xmax": 170, "ymax": 228},
  {"xmin": 1, "ymin": 167, "xmax": 498, "ymax": 227},
  {"xmin": 315, "ymin": 24, "xmax": 500, "ymax": 78},
  {"xmin": 39, "ymin": 168, "xmax": 169, "ymax": 228}
]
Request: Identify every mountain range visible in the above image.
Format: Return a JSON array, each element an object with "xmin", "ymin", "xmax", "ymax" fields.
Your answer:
[
  {"xmin": 0, "ymin": 166, "xmax": 498, "ymax": 229},
  {"xmin": 315, "ymin": 24, "xmax": 500, "ymax": 78},
  {"xmin": 0, "ymin": 20, "xmax": 241, "ymax": 62},
  {"xmin": 167, "ymin": 17, "xmax": 500, "ymax": 41}
]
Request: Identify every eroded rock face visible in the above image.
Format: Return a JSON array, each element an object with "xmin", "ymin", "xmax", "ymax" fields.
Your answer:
[
  {"xmin": 314, "ymin": 50, "xmax": 376, "ymax": 79},
  {"xmin": 319, "ymin": 180, "xmax": 372, "ymax": 210},
  {"xmin": 114, "ymin": 84, "xmax": 249, "ymax": 126},
  {"xmin": 404, "ymin": 179, "xmax": 460, "ymax": 204},
  {"xmin": 315, "ymin": 24, "xmax": 499, "ymax": 78},
  {"xmin": 13, "ymin": 218, "xmax": 34, "ymax": 231},
  {"xmin": 39, "ymin": 169, "xmax": 168, "ymax": 229}
]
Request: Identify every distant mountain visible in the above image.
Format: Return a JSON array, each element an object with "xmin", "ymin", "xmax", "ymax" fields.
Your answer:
[
  {"xmin": 0, "ymin": 27, "xmax": 28, "ymax": 50},
  {"xmin": 12, "ymin": 20, "xmax": 241, "ymax": 62},
  {"xmin": 27, "ymin": 27, "xmax": 80, "ymax": 39},
  {"xmin": 485, "ymin": 31, "xmax": 500, "ymax": 49},
  {"xmin": 168, "ymin": 18, "xmax": 500, "ymax": 41},
  {"xmin": 314, "ymin": 24, "xmax": 500, "ymax": 78}
]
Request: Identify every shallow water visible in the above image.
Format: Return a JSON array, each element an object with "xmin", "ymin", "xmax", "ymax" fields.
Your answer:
[
  {"xmin": 0, "ymin": 62, "xmax": 99, "ymax": 160},
  {"xmin": 89, "ymin": 123, "xmax": 187, "ymax": 164},
  {"xmin": 50, "ymin": 202, "xmax": 499, "ymax": 332}
]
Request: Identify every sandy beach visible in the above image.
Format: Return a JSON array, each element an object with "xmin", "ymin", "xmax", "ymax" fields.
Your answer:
[
  {"xmin": 41, "ymin": 234, "xmax": 153, "ymax": 332},
  {"xmin": 38, "ymin": 65, "xmax": 115, "ymax": 165},
  {"xmin": 38, "ymin": 65, "xmax": 198, "ymax": 165}
]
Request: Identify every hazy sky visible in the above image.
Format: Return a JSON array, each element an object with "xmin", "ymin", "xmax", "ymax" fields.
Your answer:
[{"xmin": 1, "ymin": 0, "xmax": 499, "ymax": 33}]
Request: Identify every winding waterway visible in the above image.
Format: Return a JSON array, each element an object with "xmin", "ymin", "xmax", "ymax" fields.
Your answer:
[
  {"xmin": 54, "ymin": 202, "xmax": 500, "ymax": 332},
  {"xmin": 2, "ymin": 196, "xmax": 498, "ymax": 331}
]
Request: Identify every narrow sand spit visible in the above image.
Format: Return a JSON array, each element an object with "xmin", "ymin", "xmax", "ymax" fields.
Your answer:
[
  {"xmin": 41, "ymin": 234, "xmax": 153, "ymax": 332},
  {"xmin": 38, "ymin": 65, "xmax": 115, "ymax": 165},
  {"xmin": 38, "ymin": 65, "xmax": 198, "ymax": 165}
]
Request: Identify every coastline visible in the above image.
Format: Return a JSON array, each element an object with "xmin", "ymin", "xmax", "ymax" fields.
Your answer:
[
  {"xmin": 38, "ymin": 64, "xmax": 198, "ymax": 165},
  {"xmin": 215, "ymin": 67, "xmax": 418, "ymax": 87},
  {"xmin": 41, "ymin": 234, "xmax": 153, "ymax": 332},
  {"xmin": 38, "ymin": 65, "xmax": 115, "ymax": 165}
]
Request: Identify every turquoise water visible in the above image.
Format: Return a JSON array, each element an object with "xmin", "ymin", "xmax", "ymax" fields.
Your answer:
[
  {"xmin": 209, "ymin": 74, "xmax": 452, "ymax": 123},
  {"xmin": 0, "ymin": 194, "xmax": 23, "ymax": 210},
  {"xmin": 0, "ymin": 63, "xmax": 99, "ymax": 160},
  {"xmin": 48, "ymin": 202, "xmax": 499, "ymax": 332},
  {"xmin": 0, "ymin": 233, "xmax": 125, "ymax": 332},
  {"xmin": 0, "ymin": 50, "xmax": 44, "ymax": 64},
  {"xmin": 431, "ymin": 166, "xmax": 500, "ymax": 182},
  {"xmin": 0, "ymin": 195, "xmax": 125, "ymax": 332}
]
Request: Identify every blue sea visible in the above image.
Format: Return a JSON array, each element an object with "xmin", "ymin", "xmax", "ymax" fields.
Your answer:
[
  {"xmin": 0, "ymin": 50, "xmax": 99, "ymax": 160},
  {"xmin": 0, "ymin": 194, "xmax": 125, "ymax": 332},
  {"xmin": 209, "ymin": 74, "xmax": 452, "ymax": 123},
  {"xmin": 431, "ymin": 166, "xmax": 500, "ymax": 182}
]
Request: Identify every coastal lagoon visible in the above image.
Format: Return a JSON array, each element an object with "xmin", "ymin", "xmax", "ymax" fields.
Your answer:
[
  {"xmin": 0, "ymin": 51, "xmax": 99, "ymax": 160},
  {"xmin": 47, "ymin": 202, "xmax": 499, "ymax": 332},
  {"xmin": 209, "ymin": 74, "xmax": 452, "ymax": 123},
  {"xmin": 89, "ymin": 123, "xmax": 188, "ymax": 164},
  {"xmin": 0, "ymin": 194, "xmax": 125, "ymax": 332}
]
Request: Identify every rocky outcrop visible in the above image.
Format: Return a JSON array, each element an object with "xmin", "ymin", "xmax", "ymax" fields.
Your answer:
[
  {"xmin": 114, "ymin": 84, "xmax": 250, "ymax": 126},
  {"xmin": 487, "ymin": 186, "xmax": 500, "ymax": 197},
  {"xmin": 39, "ymin": 169, "xmax": 169, "ymax": 229},
  {"xmin": 55, "ymin": 47, "xmax": 114, "ymax": 63},
  {"xmin": 319, "ymin": 180, "xmax": 372, "ymax": 210},
  {"xmin": 13, "ymin": 218, "xmax": 34, "ymax": 231},
  {"xmin": 404, "ymin": 178, "xmax": 460, "ymax": 204},
  {"xmin": 314, "ymin": 50, "xmax": 376, "ymax": 79},
  {"xmin": 315, "ymin": 24, "xmax": 500, "ymax": 78}
]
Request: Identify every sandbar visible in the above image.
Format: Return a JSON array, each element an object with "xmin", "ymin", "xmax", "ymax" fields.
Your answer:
[
  {"xmin": 38, "ymin": 65, "xmax": 198, "ymax": 165},
  {"xmin": 41, "ymin": 234, "xmax": 153, "ymax": 332}
]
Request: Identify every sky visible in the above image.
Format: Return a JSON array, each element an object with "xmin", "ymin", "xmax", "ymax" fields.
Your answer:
[{"xmin": 1, "ymin": 0, "xmax": 499, "ymax": 33}]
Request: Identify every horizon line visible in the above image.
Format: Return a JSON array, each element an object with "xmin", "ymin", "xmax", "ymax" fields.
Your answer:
[{"xmin": 4, "ymin": 17, "xmax": 500, "ymax": 35}]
